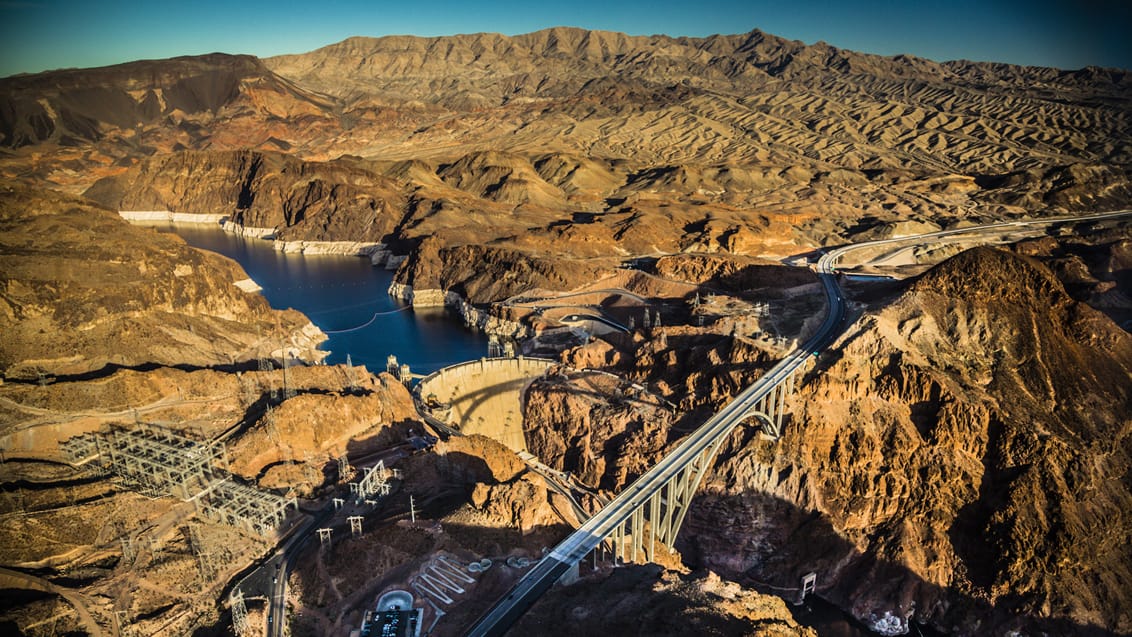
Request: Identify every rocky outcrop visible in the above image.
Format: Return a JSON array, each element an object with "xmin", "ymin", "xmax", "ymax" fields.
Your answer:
[
  {"xmin": 0, "ymin": 185, "xmax": 324, "ymax": 378},
  {"xmin": 654, "ymin": 253, "xmax": 819, "ymax": 294},
  {"xmin": 1008, "ymin": 226, "xmax": 1132, "ymax": 329},
  {"xmin": 392, "ymin": 236, "xmax": 613, "ymax": 305},
  {"xmin": 681, "ymin": 247, "xmax": 1132, "ymax": 635},
  {"xmin": 407, "ymin": 434, "xmax": 570, "ymax": 534},
  {"xmin": 84, "ymin": 150, "xmax": 407, "ymax": 243},
  {"xmin": 523, "ymin": 371, "xmax": 677, "ymax": 491},
  {"xmin": 453, "ymin": 298, "xmax": 531, "ymax": 339},
  {"xmin": 226, "ymin": 368, "xmax": 419, "ymax": 489},
  {"xmin": 514, "ymin": 565, "xmax": 817, "ymax": 636},
  {"xmin": 626, "ymin": 327, "xmax": 781, "ymax": 412}
]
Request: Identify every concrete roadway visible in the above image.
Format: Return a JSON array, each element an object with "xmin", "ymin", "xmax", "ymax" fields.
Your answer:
[
  {"xmin": 504, "ymin": 288, "xmax": 650, "ymax": 307},
  {"xmin": 821, "ymin": 209, "xmax": 1132, "ymax": 271},
  {"xmin": 463, "ymin": 208, "xmax": 1132, "ymax": 637},
  {"xmin": 560, "ymin": 313, "xmax": 631, "ymax": 333}
]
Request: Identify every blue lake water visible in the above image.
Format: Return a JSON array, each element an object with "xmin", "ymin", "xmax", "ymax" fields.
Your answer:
[{"xmin": 142, "ymin": 223, "xmax": 489, "ymax": 375}]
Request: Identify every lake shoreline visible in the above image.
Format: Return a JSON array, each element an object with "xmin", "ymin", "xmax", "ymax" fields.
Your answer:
[{"xmin": 127, "ymin": 218, "xmax": 490, "ymax": 375}]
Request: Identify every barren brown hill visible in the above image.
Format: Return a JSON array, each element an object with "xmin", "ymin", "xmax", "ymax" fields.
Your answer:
[
  {"xmin": 3, "ymin": 28, "xmax": 1129, "ymax": 266},
  {"xmin": 0, "ymin": 53, "xmax": 343, "ymax": 189},
  {"xmin": 265, "ymin": 28, "xmax": 1132, "ymax": 173},
  {"xmin": 0, "ymin": 185, "xmax": 324, "ymax": 379},
  {"xmin": 0, "ymin": 53, "xmax": 333, "ymax": 148}
]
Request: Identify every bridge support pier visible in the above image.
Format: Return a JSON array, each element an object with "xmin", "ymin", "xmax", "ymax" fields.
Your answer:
[
  {"xmin": 594, "ymin": 433, "xmax": 728, "ymax": 566},
  {"xmin": 746, "ymin": 368, "xmax": 800, "ymax": 439},
  {"xmin": 798, "ymin": 572, "xmax": 817, "ymax": 605},
  {"xmin": 558, "ymin": 562, "xmax": 579, "ymax": 586}
]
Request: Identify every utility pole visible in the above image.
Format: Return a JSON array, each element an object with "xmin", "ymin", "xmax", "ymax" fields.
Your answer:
[
  {"xmin": 260, "ymin": 357, "xmax": 278, "ymax": 401},
  {"xmin": 337, "ymin": 455, "xmax": 351, "ymax": 482},
  {"xmin": 281, "ymin": 340, "xmax": 291, "ymax": 400},
  {"xmin": 187, "ymin": 524, "xmax": 214, "ymax": 580},
  {"xmin": 410, "ymin": 495, "xmax": 417, "ymax": 523}
]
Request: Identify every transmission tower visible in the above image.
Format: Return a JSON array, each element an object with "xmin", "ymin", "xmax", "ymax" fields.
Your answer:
[
  {"xmin": 260, "ymin": 357, "xmax": 278, "ymax": 401},
  {"xmin": 282, "ymin": 352, "xmax": 295, "ymax": 400},
  {"xmin": 230, "ymin": 589, "xmax": 249, "ymax": 636},
  {"xmin": 120, "ymin": 536, "xmax": 136, "ymax": 562},
  {"xmin": 344, "ymin": 354, "xmax": 359, "ymax": 393},
  {"xmin": 187, "ymin": 524, "xmax": 215, "ymax": 580}
]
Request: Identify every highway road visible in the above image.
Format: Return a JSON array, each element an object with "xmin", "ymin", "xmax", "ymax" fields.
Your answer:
[
  {"xmin": 504, "ymin": 287, "xmax": 650, "ymax": 307},
  {"xmin": 263, "ymin": 493, "xmax": 334, "ymax": 637},
  {"xmin": 560, "ymin": 313, "xmax": 630, "ymax": 333},
  {"xmin": 464, "ymin": 208, "xmax": 1132, "ymax": 637},
  {"xmin": 820, "ymin": 208, "xmax": 1132, "ymax": 271}
]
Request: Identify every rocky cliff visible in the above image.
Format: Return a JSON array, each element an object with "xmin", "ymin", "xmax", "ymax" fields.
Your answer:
[
  {"xmin": 226, "ymin": 368, "xmax": 418, "ymax": 492},
  {"xmin": 391, "ymin": 236, "xmax": 615, "ymax": 305},
  {"xmin": 523, "ymin": 371, "xmax": 677, "ymax": 491},
  {"xmin": 0, "ymin": 185, "xmax": 324, "ymax": 378},
  {"xmin": 680, "ymin": 247, "xmax": 1132, "ymax": 635},
  {"xmin": 84, "ymin": 149, "xmax": 406, "ymax": 243},
  {"xmin": 514, "ymin": 565, "xmax": 817, "ymax": 637}
]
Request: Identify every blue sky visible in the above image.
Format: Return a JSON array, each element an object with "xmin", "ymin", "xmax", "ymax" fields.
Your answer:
[{"xmin": 1, "ymin": 0, "xmax": 1128, "ymax": 77}]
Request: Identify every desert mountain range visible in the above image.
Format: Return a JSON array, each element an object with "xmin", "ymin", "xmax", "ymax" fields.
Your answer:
[
  {"xmin": 1, "ymin": 25, "xmax": 1131, "ymax": 637},
  {"xmin": 2, "ymin": 27, "xmax": 1130, "ymax": 266}
]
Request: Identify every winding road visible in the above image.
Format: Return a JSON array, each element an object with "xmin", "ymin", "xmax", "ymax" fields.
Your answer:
[{"xmin": 0, "ymin": 566, "xmax": 105, "ymax": 637}]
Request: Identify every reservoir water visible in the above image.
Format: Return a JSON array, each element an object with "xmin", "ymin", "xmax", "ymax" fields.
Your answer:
[{"xmin": 143, "ymin": 223, "xmax": 489, "ymax": 374}]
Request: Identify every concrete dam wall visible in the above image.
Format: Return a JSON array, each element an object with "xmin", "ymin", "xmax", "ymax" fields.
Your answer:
[{"xmin": 416, "ymin": 357, "xmax": 555, "ymax": 452}]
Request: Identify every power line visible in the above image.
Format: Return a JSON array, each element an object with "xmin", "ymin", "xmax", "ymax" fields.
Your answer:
[{"xmin": 322, "ymin": 306, "xmax": 413, "ymax": 334}]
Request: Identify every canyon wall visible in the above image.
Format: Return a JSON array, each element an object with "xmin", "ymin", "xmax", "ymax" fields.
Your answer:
[
  {"xmin": 85, "ymin": 149, "xmax": 406, "ymax": 244},
  {"xmin": 680, "ymin": 247, "xmax": 1132, "ymax": 635},
  {"xmin": 523, "ymin": 246, "xmax": 1132, "ymax": 635},
  {"xmin": 0, "ymin": 185, "xmax": 324, "ymax": 378}
]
